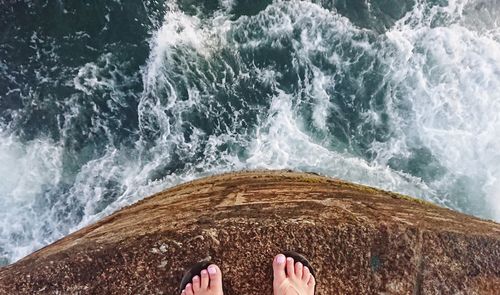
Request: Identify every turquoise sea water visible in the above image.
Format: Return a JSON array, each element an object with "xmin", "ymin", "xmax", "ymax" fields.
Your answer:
[{"xmin": 1, "ymin": 0, "xmax": 499, "ymax": 265}]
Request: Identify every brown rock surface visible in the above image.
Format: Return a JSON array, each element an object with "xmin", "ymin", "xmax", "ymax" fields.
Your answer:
[{"xmin": 0, "ymin": 170, "xmax": 499, "ymax": 294}]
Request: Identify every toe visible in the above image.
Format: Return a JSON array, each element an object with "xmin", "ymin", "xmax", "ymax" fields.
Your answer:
[
  {"xmin": 302, "ymin": 265, "xmax": 311, "ymax": 282},
  {"xmin": 207, "ymin": 264, "xmax": 223, "ymax": 292},
  {"xmin": 185, "ymin": 283, "xmax": 194, "ymax": 295},
  {"xmin": 295, "ymin": 262, "xmax": 303, "ymax": 278},
  {"xmin": 200, "ymin": 269, "xmax": 209, "ymax": 289},
  {"xmin": 307, "ymin": 275, "xmax": 316, "ymax": 287},
  {"xmin": 272, "ymin": 254, "xmax": 287, "ymax": 282},
  {"xmin": 181, "ymin": 290, "xmax": 186, "ymax": 295},
  {"xmin": 286, "ymin": 257, "xmax": 295, "ymax": 277},
  {"xmin": 192, "ymin": 275, "xmax": 200, "ymax": 292}
]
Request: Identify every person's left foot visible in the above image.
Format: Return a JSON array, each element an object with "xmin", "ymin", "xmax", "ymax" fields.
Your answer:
[{"xmin": 181, "ymin": 264, "xmax": 224, "ymax": 295}]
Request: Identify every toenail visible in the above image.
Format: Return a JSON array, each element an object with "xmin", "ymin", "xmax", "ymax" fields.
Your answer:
[
  {"xmin": 277, "ymin": 255, "xmax": 286, "ymax": 264},
  {"xmin": 193, "ymin": 275, "xmax": 199, "ymax": 281},
  {"xmin": 208, "ymin": 265, "xmax": 217, "ymax": 274},
  {"xmin": 201, "ymin": 270, "xmax": 208, "ymax": 276},
  {"xmin": 287, "ymin": 257, "xmax": 293, "ymax": 262}
]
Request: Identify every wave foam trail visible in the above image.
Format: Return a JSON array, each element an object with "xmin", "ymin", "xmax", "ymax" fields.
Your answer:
[
  {"xmin": 245, "ymin": 90, "xmax": 432, "ymax": 197},
  {"xmin": 0, "ymin": 133, "xmax": 63, "ymax": 263},
  {"xmin": 138, "ymin": 1, "xmax": 435, "ymax": 199},
  {"xmin": 376, "ymin": 0, "xmax": 500, "ymax": 219}
]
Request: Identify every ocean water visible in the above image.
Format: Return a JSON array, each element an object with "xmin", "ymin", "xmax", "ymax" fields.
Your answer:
[{"xmin": 0, "ymin": 0, "xmax": 499, "ymax": 265}]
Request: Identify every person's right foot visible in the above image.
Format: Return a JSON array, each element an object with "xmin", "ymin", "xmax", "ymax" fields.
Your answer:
[{"xmin": 272, "ymin": 254, "xmax": 315, "ymax": 295}]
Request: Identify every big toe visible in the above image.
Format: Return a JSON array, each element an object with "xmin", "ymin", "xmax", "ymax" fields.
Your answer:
[
  {"xmin": 273, "ymin": 254, "xmax": 287, "ymax": 283},
  {"xmin": 207, "ymin": 264, "xmax": 223, "ymax": 292}
]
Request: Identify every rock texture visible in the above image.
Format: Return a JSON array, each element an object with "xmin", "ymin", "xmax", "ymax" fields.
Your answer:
[{"xmin": 1, "ymin": 170, "xmax": 499, "ymax": 294}]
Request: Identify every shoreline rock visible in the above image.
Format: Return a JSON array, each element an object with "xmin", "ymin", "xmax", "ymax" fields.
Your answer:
[{"xmin": 1, "ymin": 170, "xmax": 499, "ymax": 294}]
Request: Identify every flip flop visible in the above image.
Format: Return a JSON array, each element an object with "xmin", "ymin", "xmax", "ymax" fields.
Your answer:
[
  {"xmin": 282, "ymin": 251, "xmax": 316, "ymax": 278},
  {"xmin": 179, "ymin": 260, "xmax": 212, "ymax": 292}
]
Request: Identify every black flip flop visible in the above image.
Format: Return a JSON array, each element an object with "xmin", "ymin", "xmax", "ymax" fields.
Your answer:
[
  {"xmin": 179, "ymin": 260, "xmax": 212, "ymax": 292},
  {"xmin": 282, "ymin": 251, "xmax": 316, "ymax": 278}
]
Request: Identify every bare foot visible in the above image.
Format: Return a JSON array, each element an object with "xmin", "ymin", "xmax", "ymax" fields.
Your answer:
[
  {"xmin": 181, "ymin": 264, "xmax": 224, "ymax": 295},
  {"xmin": 273, "ymin": 254, "xmax": 315, "ymax": 295}
]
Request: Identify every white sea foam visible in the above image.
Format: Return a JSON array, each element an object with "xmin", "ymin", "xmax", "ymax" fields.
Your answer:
[
  {"xmin": 0, "ymin": 132, "xmax": 63, "ymax": 261},
  {"xmin": 377, "ymin": 0, "xmax": 500, "ymax": 219},
  {"xmin": 245, "ymin": 90, "xmax": 433, "ymax": 197},
  {"xmin": 230, "ymin": 2, "xmax": 434, "ymax": 197}
]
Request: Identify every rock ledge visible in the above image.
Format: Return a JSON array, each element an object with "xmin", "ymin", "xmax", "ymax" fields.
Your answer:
[{"xmin": 0, "ymin": 170, "xmax": 499, "ymax": 294}]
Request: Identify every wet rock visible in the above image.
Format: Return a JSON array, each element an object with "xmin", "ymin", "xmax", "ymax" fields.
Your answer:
[{"xmin": 0, "ymin": 170, "xmax": 499, "ymax": 294}]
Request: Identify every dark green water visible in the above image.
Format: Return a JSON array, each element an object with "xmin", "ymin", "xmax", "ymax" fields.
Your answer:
[{"xmin": 1, "ymin": 0, "xmax": 499, "ymax": 265}]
